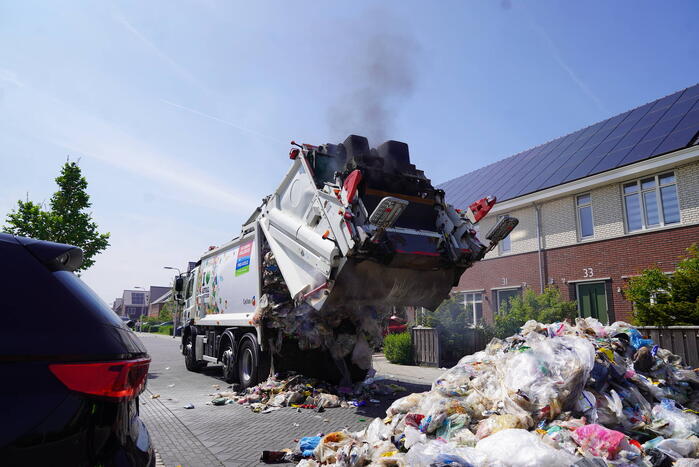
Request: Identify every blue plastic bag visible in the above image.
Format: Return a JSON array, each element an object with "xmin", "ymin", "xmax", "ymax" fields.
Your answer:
[
  {"xmin": 298, "ymin": 436, "xmax": 321, "ymax": 457},
  {"xmin": 627, "ymin": 329, "xmax": 654, "ymax": 350}
]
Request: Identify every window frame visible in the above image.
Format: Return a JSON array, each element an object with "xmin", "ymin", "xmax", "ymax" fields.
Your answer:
[
  {"xmin": 497, "ymin": 214, "xmax": 512, "ymax": 255},
  {"xmin": 495, "ymin": 287, "xmax": 521, "ymax": 314},
  {"xmin": 575, "ymin": 193, "xmax": 594, "ymax": 241},
  {"xmin": 622, "ymin": 171, "xmax": 681, "ymax": 233},
  {"xmin": 131, "ymin": 292, "xmax": 145, "ymax": 305},
  {"xmin": 462, "ymin": 292, "xmax": 483, "ymax": 327}
]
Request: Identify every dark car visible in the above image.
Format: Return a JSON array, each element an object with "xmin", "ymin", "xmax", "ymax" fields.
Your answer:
[
  {"xmin": 0, "ymin": 234, "xmax": 154, "ymax": 466},
  {"xmin": 121, "ymin": 316, "xmax": 136, "ymax": 329}
]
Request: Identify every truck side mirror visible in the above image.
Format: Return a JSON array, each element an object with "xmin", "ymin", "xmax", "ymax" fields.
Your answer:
[{"xmin": 175, "ymin": 277, "xmax": 184, "ymax": 292}]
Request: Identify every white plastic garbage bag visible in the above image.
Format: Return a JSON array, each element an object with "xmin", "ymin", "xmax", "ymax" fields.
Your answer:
[{"xmin": 475, "ymin": 429, "xmax": 578, "ymax": 467}]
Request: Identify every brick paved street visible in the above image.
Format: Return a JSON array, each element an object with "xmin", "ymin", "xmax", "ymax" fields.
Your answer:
[{"xmin": 137, "ymin": 333, "xmax": 432, "ymax": 467}]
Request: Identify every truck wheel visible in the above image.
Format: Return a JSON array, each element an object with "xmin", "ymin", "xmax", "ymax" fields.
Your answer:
[
  {"xmin": 237, "ymin": 334, "xmax": 270, "ymax": 389},
  {"xmin": 184, "ymin": 341, "xmax": 206, "ymax": 372},
  {"xmin": 347, "ymin": 358, "xmax": 370, "ymax": 383},
  {"xmin": 221, "ymin": 344, "xmax": 237, "ymax": 383}
]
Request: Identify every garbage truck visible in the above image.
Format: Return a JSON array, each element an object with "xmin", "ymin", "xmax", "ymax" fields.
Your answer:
[{"xmin": 174, "ymin": 135, "xmax": 517, "ymax": 388}]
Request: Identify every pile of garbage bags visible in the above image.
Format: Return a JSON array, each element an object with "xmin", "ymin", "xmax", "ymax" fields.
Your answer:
[
  {"xmin": 255, "ymin": 249, "xmax": 387, "ymax": 366},
  {"xmin": 211, "ymin": 373, "xmax": 406, "ymax": 413},
  {"xmin": 284, "ymin": 318, "xmax": 699, "ymax": 466}
]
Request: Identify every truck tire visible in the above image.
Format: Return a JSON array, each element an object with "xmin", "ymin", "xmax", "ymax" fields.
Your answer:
[
  {"xmin": 347, "ymin": 358, "xmax": 369, "ymax": 383},
  {"xmin": 184, "ymin": 340, "xmax": 207, "ymax": 372},
  {"xmin": 221, "ymin": 343, "xmax": 237, "ymax": 383},
  {"xmin": 237, "ymin": 334, "xmax": 270, "ymax": 389}
]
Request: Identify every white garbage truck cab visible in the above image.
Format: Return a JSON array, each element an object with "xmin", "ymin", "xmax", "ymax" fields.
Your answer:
[{"xmin": 176, "ymin": 135, "xmax": 517, "ymax": 388}]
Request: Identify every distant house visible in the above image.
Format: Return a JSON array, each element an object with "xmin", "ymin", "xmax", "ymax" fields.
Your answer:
[
  {"xmin": 122, "ymin": 289, "xmax": 150, "ymax": 321},
  {"xmin": 441, "ymin": 84, "xmax": 699, "ymax": 325},
  {"xmin": 112, "ymin": 298, "xmax": 124, "ymax": 316},
  {"xmin": 148, "ymin": 289, "xmax": 172, "ymax": 318}
]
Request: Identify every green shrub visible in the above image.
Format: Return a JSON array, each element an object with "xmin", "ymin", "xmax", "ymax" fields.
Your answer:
[
  {"xmin": 157, "ymin": 325, "xmax": 174, "ymax": 335},
  {"xmin": 625, "ymin": 244, "xmax": 699, "ymax": 326},
  {"xmin": 141, "ymin": 323, "xmax": 151, "ymax": 332},
  {"xmin": 384, "ymin": 332, "xmax": 412, "ymax": 365},
  {"xmin": 493, "ymin": 287, "xmax": 578, "ymax": 338}
]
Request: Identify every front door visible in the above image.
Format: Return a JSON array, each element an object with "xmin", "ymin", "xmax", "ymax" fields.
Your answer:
[{"xmin": 577, "ymin": 282, "xmax": 609, "ymax": 323}]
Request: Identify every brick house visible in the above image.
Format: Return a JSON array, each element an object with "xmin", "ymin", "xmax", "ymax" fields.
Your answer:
[
  {"xmin": 441, "ymin": 84, "xmax": 699, "ymax": 325},
  {"xmin": 148, "ymin": 289, "xmax": 172, "ymax": 318}
]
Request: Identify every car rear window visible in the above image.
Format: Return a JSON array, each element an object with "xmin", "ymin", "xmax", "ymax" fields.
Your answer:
[{"xmin": 53, "ymin": 271, "xmax": 124, "ymax": 328}]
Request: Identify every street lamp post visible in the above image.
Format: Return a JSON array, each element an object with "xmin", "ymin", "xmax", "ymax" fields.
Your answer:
[{"xmin": 164, "ymin": 266, "xmax": 182, "ymax": 337}]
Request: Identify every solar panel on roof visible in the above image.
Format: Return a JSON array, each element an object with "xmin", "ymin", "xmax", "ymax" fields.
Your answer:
[
  {"xmin": 536, "ymin": 121, "xmax": 608, "ymax": 191},
  {"xmin": 484, "ymin": 147, "xmax": 543, "ymax": 201},
  {"xmin": 559, "ymin": 111, "xmax": 633, "ymax": 184},
  {"xmin": 620, "ymin": 96, "xmax": 698, "ymax": 166},
  {"xmin": 439, "ymin": 84, "xmax": 699, "ymax": 206},
  {"xmin": 517, "ymin": 130, "xmax": 590, "ymax": 197}
]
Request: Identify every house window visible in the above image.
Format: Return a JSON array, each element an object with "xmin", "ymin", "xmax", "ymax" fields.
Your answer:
[
  {"xmin": 498, "ymin": 215, "xmax": 511, "ymax": 254},
  {"xmin": 623, "ymin": 172, "xmax": 680, "ymax": 232},
  {"xmin": 462, "ymin": 292, "xmax": 483, "ymax": 326},
  {"xmin": 496, "ymin": 288, "xmax": 520, "ymax": 313},
  {"xmin": 132, "ymin": 293, "xmax": 145, "ymax": 305},
  {"xmin": 576, "ymin": 193, "xmax": 594, "ymax": 239}
]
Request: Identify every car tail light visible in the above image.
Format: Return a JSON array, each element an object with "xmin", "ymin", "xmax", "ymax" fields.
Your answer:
[{"xmin": 49, "ymin": 358, "xmax": 150, "ymax": 400}]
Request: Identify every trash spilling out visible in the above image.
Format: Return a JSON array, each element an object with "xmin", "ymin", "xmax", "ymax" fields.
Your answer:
[
  {"xmin": 209, "ymin": 373, "xmax": 407, "ymax": 413},
  {"xmin": 269, "ymin": 318, "xmax": 699, "ymax": 466}
]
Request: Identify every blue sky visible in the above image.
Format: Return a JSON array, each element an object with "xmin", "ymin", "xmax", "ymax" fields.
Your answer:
[{"xmin": 1, "ymin": 1, "xmax": 697, "ymax": 302}]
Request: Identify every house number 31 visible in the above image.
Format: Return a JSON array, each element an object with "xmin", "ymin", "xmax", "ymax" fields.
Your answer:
[{"xmin": 583, "ymin": 268, "xmax": 594, "ymax": 278}]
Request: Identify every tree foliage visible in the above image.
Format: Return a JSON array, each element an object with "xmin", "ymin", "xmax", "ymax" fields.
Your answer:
[
  {"xmin": 624, "ymin": 244, "xmax": 699, "ymax": 326},
  {"xmin": 3, "ymin": 161, "xmax": 110, "ymax": 272},
  {"xmin": 425, "ymin": 296, "xmax": 494, "ymax": 364},
  {"xmin": 493, "ymin": 287, "xmax": 578, "ymax": 338},
  {"xmin": 158, "ymin": 302, "xmax": 175, "ymax": 322}
]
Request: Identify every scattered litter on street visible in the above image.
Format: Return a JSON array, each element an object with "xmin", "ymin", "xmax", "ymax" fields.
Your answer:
[
  {"xmin": 183, "ymin": 403, "xmax": 194, "ymax": 409},
  {"xmin": 265, "ymin": 318, "xmax": 699, "ymax": 466},
  {"xmin": 209, "ymin": 372, "xmax": 407, "ymax": 413},
  {"xmin": 150, "ymin": 394, "xmax": 160, "ymax": 399}
]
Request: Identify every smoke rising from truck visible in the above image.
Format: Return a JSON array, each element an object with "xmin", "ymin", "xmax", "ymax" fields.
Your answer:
[{"xmin": 327, "ymin": 31, "xmax": 420, "ymax": 144}]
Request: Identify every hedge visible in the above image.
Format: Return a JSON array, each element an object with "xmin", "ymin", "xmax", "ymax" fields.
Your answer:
[
  {"xmin": 383, "ymin": 332, "xmax": 412, "ymax": 365},
  {"xmin": 157, "ymin": 325, "xmax": 174, "ymax": 335}
]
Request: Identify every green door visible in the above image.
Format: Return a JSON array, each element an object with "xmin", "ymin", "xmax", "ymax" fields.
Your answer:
[{"xmin": 578, "ymin": 282, "xmax": 609, "ymax": 323}]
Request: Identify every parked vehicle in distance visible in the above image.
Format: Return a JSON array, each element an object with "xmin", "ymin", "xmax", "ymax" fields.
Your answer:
[
  {"xmin": 385, "ymin": 316, "xmax": 408, "ymax": 335},
  {"xmin": 0, "ymin": 233, "xmax": 154, "ymax": 466},
  {"xmin": 121, "ymin": 316, "xmax": 136, "ymax": 329}
]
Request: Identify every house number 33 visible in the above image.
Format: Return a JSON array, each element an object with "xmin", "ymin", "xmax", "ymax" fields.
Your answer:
[{"xmin": 583, "ymin": 268, "xmax": 594, "ymax": 278}]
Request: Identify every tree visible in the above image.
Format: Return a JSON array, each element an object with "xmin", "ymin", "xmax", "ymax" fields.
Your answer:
[
  {"xmin": 425, "ymin": 295, "xmax": 494, "ymax": 364},
  {"xmin": 158, "ymin": 302, "xmax": 175, "ymax": 322},
  {"xmin": 493, "ymin": 287, "xmax": 578, "ymax": 338},
  {"xmin": 3, "ymin": 161, "xmax": 110, "ymax": 272},
  {"xmin": 624, "ymin": 244, "xmax": 699, "ymax": 326}
]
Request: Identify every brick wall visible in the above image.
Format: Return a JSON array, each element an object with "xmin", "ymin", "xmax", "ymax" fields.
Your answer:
[{"xmin": 456, "ymin": 223, "xmax": 699, "ymax": 324}]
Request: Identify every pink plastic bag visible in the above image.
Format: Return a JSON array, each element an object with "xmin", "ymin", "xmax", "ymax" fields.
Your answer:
[{"xmin": 572, "ymin": 424, "xmax": 626, "ymax": 459}]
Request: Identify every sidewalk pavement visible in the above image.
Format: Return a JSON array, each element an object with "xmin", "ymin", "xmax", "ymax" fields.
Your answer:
[{"xmin": 371, "ymin": 353, "xmax": 444, "ymax": 385}]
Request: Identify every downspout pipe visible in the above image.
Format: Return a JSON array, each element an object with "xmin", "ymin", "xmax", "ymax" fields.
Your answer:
[{"xmin": 534, "ymin": 203, "xmax": 545, "ymax": 293}]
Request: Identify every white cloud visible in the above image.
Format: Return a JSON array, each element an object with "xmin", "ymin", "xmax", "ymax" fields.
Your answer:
[
  {"xmin": 111, "ymin": 12, "xmax": 210, "ymax": 94},
  {"xmin": 530, "ymin": 21, "xmax": 608, "ymax": 114},
  {"xmin": 0, "ymin": 68, "xmax": 25, "ymax": 88},
  {"xmin": 161, "ymin": 99, "xmax": 287, "ymax": 144}
]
